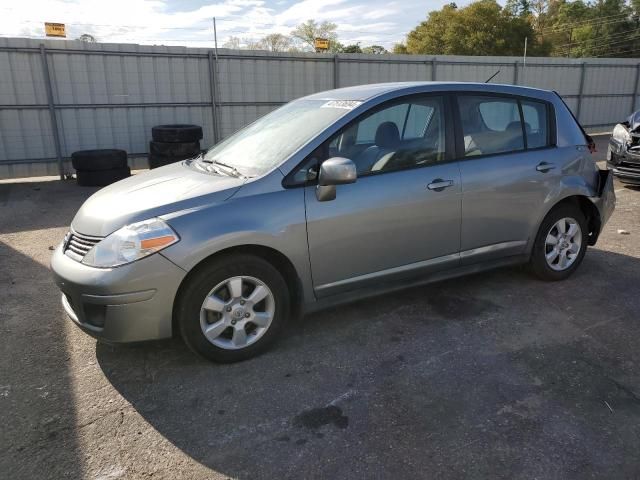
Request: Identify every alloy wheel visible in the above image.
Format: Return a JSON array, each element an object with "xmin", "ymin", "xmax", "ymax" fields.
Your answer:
[
  {"xmin": 544, "ymin": 217, "xmax": 582, "ymax": 271},
  {"xmin": 199, "ymin": 275, "xmax": 275, "ymax": 350}
]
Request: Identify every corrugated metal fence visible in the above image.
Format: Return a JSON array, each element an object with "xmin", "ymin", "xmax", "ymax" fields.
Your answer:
[{"xmin": 1, "ymin": 37, "xmax": 639, "ymax": 179}]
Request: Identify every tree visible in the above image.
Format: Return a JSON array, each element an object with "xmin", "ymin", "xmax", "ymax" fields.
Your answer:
[
  {"xmin": 505, "ymin": 0, "xmax": 532, "ymax": 17},
  {"xmin": 542, "ymin": 0, "xmax": 639, "ymax": 57},
  {"xmin": 77, "ymin": 33, "xmax": 96, "ymax": 43},
  {"xmin": 362, "ymin": 45, "xmax": 388, "ymax": 54},
  {"xmin": 291, "ymin": 20, "xmax": 340, "ymax": 52},
  {"xmin": 223, "ymin": 36, "xmax": 242, "ymax": 49},
  {"xmin": 393, "ymin": 43, "xmax": 408, "ymax": 54},
  {"xmin": 398, "ymin": 0, "xmax": 549, "ymax": 56},
  {"xmin": 260, "ymin": 33, "xmax": 292, "ymax": 52},
  {"xmin": 342, "ymin": 43, "xmax": 363, "ymax": 53}
]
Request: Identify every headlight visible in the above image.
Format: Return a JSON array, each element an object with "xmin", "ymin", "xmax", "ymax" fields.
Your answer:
[
  {"xmin": 612, "ymin": 123, "xmax": 631, "ymax": 144},
  {"xmin": 82, "ymin": 218, "xmax": 179, "ymax": 268}
]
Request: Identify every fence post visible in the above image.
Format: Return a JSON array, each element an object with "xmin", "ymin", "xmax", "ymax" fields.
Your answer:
[
  {"xmin": 334, "ymin": 55, "xmax": 340, "ymax": 88},
  {"xmin": 631, "ymin": 64, "xmax": 640, "ymax": 114},
  {"xmin": 575, "ymin": 62, "xmax": 587, "ymax": 122},
  {"xmin": 431, "ymin": 59, "xmax": 437, "ymax": 81},
  {"xmin": 513, "ymin": 61, "xmax": 519, "ymax": 85},
  {"xmin": 39, "ymin": 44, "xmax": 64, "ymax": 180},
  {"xmin": 207, "ymin": 50, "xmax": 220, "ymax": 144}
]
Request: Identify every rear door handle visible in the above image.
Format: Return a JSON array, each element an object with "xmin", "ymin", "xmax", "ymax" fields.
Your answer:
[
  {"xmin": 536, "ymin": 162, "xmax": 556, "ymax": 172},
  {"xmin": 427, "ymin": 179, "xmax": 454, "ymax": 191}
]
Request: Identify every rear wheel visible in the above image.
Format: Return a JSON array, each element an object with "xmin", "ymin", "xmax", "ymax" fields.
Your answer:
[
  {"xmin": 177, "ymin": 255, "xmax": 290, "ymax": 363},
  {"xmin": 530, "ymin": 204, "xmax": 588, "ymax": 281}
]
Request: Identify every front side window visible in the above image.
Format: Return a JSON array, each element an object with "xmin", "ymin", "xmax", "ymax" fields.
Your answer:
[
  {"xmin": 458, "ymin": 96, "xmax": 524, "ymax": 156},
  {"xmin": 326, "ymin": 96, "xmax": 447, "ymax": 176}
]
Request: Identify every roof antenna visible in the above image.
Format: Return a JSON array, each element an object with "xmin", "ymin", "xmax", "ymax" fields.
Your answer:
[{"xmin": 485, "ymin": 70, "xmax": 500, "ymax": 83}]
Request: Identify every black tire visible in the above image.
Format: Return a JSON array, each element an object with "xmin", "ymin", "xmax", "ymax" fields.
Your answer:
[
  {"xmin": 152, "ymin": 124, "xmax": 203, "ymax": 143},
  {"xmin": 76, "ymin": 166, "xmax": 131, "ymax": 187},
  {"xmin": 71, "ymin": 149, "xmax": 128, "ymax": 171},
  {"xmin": 530, "ymin": 204, "xmax": 588, "ymax": 281},
  {"xmin": 177, "ymin": 254, "xmax": 291, "ymax": 363},
  {"xmin": 149, "ymin": 140, "xmax": 200, "ymax": 157},
  {"xmin": 148, "ymin": 151, "xmax": 198, "ymax": 169}
]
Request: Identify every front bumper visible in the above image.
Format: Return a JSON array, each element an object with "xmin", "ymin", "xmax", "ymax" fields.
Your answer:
[
  {"xmin": 608, "ymin": 138, "xmax": 640, "ymax": 185},
  {"xmin": 51, "ymin": 244, "xmax": 186, "ymax": 343}
]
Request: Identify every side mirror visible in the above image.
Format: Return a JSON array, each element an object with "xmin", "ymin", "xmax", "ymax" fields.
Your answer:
[{"xmin": 316, "ymin": 157, "xmax": 357, "ymax": 202}]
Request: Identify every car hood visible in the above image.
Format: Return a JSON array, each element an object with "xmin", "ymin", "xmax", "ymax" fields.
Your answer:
[{"xmin": 71, "ymin": 162, "xmax": 246, "ymax": 237}]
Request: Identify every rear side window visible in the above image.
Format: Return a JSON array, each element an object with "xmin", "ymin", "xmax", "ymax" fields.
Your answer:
[
  {"xmin": 458, "ymin": 96, "xmax": 524, "ymax": 156},
  {"xmin": 521, "ymin": 100, "xmax": 548, "ymax": 149}
]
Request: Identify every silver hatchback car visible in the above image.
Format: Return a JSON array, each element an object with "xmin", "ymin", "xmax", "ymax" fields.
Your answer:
[{"xmin": 52, "ymin": 82, "xmax": 615, "ymax": 362}]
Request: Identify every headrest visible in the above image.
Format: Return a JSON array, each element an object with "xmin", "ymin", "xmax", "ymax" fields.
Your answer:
[{"xmin": 375, "ymin": 122, "xmax": 400, "ymax": 148}]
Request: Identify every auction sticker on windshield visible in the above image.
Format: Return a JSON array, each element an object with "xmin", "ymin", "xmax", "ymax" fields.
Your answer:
[{"xmin": 321, "ymin": 100, "xmax": 362, "ymax": 110}]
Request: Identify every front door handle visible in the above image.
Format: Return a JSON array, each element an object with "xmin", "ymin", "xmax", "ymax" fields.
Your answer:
[
  {"xmin": 427, "ymin": 179, "xmax": 454, "ymax": 191},
  {"xmin": 536, "ymin": 162, "xmax": 556, "ymax": 172}
]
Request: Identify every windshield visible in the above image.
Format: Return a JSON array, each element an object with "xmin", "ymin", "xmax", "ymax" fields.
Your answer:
[{"xmin": 203, "ymin": 99, "xmax": 356, "ymax": 177}]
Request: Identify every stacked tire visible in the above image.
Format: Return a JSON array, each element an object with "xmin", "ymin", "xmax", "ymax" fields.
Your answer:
[
  {"xmin": 149, "ymin": 124, "xmax": 203, "ymax": 169},
  {"xmin": 72, "ymin": 149, "xmax": 131, "ymax": 187}
]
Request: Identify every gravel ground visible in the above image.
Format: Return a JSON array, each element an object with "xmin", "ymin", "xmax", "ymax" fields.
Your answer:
[{"xmin": 2, "ymin": 137, "xmax": 640, "ymax": 479}]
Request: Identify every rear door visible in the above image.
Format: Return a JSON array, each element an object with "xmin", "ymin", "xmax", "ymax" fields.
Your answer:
[{"xmin": 454, "ymin": 94, "xmax": 564, "ymax": 264}]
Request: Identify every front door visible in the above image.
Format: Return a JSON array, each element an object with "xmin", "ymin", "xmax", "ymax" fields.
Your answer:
[{"xmin": 303, "ymin": 94, "xmax": 462, "ymax": 297}]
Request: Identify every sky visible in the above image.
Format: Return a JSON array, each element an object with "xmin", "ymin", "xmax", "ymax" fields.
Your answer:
[{"xmin": 1, "ymin": 0, "xmax": 469, "ymax": 50}]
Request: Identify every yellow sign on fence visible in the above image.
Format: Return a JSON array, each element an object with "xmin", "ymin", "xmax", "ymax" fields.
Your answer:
[
  {"xmin": 314, "ymin": 38, "xmax": 330, "ymax": 51},
  {"xmin": 45, "ymin": 23, "xmax": 66, "ymax": 38}
]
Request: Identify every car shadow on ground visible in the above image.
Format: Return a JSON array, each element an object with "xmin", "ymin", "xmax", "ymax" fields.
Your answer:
[
  {"xmin": 96, "ymin": 248, "xmax": 640, "ymax": 479},
  {"xmin": 0, "ymin": 241, "xmax": 85, "ymax": 479}
]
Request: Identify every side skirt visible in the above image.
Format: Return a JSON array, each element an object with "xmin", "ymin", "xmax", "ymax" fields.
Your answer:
[{"xmin": 303, "ymin": 254, "xmax": 528, "ymax": 315}]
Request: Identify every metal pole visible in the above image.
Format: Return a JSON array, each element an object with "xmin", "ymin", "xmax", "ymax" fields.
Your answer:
[
  {"xmin": 208, "ymin": 50, "xmax": 220, "ymax": 144},
  {"xmin": 39, "ymin": 44, "xmax": 64, "ymax": 180},
  {"xmin": 576, "ymin": 62, "xmax": 587, "ymax": 122},
  {"xmin": 334, "ymin": 55, "xmax": 339, "ymax": 88},
  {"xmin": 213, "ymin": 17, "xmax": 219, "ymax": 57},
  {"xmin": 631, "ymin": 64, "xmax": 640, "ymax": 114},
  {"xmin": 522, "ymin": 37, "xmax": 527, "ymax": 84},
  {"xmin": 211, "ymin": 18, "xmax": 220, "ymax": 142},
  {"xmin": 431, "ymin": 59, "xmax": 437, "ymax": 81},
  {"xmin": 513, "ymin": 61, "xmax": 519, "ymax": 85}
]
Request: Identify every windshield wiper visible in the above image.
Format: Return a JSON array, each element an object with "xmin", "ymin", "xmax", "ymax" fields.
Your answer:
[{"xmin": 211, "ymin": 160, "xmax": 245, "ymax": 178}]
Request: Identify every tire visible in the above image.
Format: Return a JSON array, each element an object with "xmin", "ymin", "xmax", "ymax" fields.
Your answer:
[
  {"xmin": 148, "ymin": 151, "xmax": 198, "ymax": 169},
  {"xmin": 149, "ymin": 140, "xmax": 200, "ymax": 157},
  {"xmin": 177, "ymin": 254, "xmax": 291, "ymax": 363},
  {"xmin": 152, "ymin": 124, "xmax": 203, "ymax": 143},
  {"xmin": 71, "ymin": 149, "xmax": 127, "ymax": 171},
  {"xmin": 76, "ymin": 166, "xmax": 131, "ymax": 187},
  {"xmin": 529, "ymin": 204, "xmax": 588, "ymax": 281}
]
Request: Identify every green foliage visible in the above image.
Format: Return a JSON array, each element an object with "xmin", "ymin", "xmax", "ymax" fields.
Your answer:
[
  {"xmin": 362, "ymin": 45, "xmax": 389, "ymax": 54},
  {"xmin": 397, "ymin": 0, "xmax": 640, "ymax": 58},
  {"xmin": 291, "ymin": 19, "xmax": 340, "ymax": 52},
  {"xmin": 542, "ymin": 0, "xmax": 640, "ymax": 57},
  {"xmin": 399, "ymin": 0, "xmax": 550, "ymax": 56},
  {"xmin": 342, "ymin": 44, "xmax": 363, "ymax": 53}
]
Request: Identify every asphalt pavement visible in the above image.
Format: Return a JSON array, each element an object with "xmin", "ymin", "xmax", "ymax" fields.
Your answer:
[{"xmin": 2, "ymin": 139, "xmax": 640, "ymax": 479}]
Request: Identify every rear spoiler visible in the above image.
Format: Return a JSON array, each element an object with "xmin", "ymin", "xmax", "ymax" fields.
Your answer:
[{"xmin": 553, "ymin": 91, "xmax": 596, "ymax": 153}]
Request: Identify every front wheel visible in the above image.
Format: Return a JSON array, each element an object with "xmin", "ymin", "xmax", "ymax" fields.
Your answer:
[
  {"xmin": 530, "ymin": 204, "xmax": 588, "ymax": 281},
  {"xmin": 177, "ymin": 255, "xmax": 290, "ymax": 363}
]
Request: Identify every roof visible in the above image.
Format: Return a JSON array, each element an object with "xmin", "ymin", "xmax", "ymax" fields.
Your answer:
[{"xmin": 304, "ymin": 82, "xmax": 554, "ymax": 103}]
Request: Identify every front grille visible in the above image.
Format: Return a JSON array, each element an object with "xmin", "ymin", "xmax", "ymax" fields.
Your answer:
[
  {"xmin": 64, "ymin": 230, "xmax": 102, "ymax": 261},
  {"xmin": 620, "ymin": 161, "xmax": 640, "ymax": 170}
]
